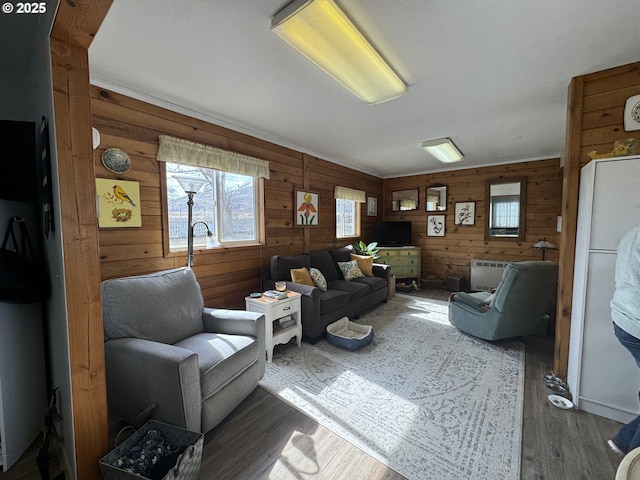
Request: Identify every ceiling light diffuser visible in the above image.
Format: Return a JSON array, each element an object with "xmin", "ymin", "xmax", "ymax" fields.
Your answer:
[
  {"xmin": 421, "ymin": 138, "xmax": 464, "ymax": 163},
  {"xmin": 271, "ymin": 0, "xmax": 407, "ymax": 105}
]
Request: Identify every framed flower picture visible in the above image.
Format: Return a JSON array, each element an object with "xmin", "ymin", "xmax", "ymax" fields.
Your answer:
[
  {"xmin": 454, "ymin": 201, "xmax": 476, "ymax": 225},
  {"xmin": 295, "ymin": 190, "xmax": 319, "ymax": 226},
  {"xmin": 427, "ymin": 215, "xmax": 445, "ymax": 237}
]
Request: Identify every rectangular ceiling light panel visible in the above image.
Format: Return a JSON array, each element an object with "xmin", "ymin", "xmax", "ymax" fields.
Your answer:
[
  {"xmin": 271, "ymin": 0, "xmax": 407, "ymax": 104},
  {"xmin": 422, "ymin": 138, "xmax": 464, "ymax": 163}
]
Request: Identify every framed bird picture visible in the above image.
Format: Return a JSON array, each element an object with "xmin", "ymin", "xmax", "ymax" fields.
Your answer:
[{"xmin": 95, "ymin": 178, "xmax": 142, "ymax": 227}]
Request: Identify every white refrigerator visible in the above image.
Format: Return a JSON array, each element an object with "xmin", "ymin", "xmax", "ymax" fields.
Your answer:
[{"xmin": 568, "ymin": 155, "xmax": 640, "ymax": 422}]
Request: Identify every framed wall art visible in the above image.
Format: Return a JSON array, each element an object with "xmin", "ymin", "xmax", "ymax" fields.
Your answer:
[
  {"xmin": 295, "ymin": 189, "xmax": 319, "ymax": 226},
  {"xmin": 427, "ymin": 215, "xmax": 445, "ymax": 237},
  {"xmin": 454, "ymin": 201, "xmax": 476, "ymax": 225},
  {"xmin": 96, "ymin": 178, "xmax": 142, "ymax": 227},
  {"xmin": 367, "ymin": 197, "xmax": 377, "ymax": 216}
]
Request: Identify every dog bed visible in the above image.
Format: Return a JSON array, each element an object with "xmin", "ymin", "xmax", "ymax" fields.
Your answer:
[{"xmin": 326, "ymin": 317, "xmax": 374, "ymax": 351}]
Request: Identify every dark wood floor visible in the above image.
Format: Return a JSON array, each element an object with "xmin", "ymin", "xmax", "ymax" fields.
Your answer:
[{"xmin": 0, "ymin": 290, "xmax": 626, "ymax": 479}]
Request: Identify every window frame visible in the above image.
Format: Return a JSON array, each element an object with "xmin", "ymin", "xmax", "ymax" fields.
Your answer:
[
  {"xmin": 161, "ymin": 163, "xmax": 265, "ymax": 257},
  {"xmin": 335, "ymin": 197, "xmax": 361, "ymax": 240}
]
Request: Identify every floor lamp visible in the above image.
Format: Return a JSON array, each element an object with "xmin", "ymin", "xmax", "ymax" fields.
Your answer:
[
  {"xmin": 533, "ymin": 239, "xmax": 556, "ymax": 261},
  {"xmin": 173, "ymin": 174, "xmax": 210, "ymax": 268}
]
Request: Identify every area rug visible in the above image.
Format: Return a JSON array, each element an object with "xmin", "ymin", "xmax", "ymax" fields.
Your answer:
[{"xmin": 259, "ymin": 294, "xmax": 524, "ymax": 480}]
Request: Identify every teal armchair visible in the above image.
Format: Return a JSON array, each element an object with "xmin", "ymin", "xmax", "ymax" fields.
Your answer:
[{"xmin": 449, "ymin": 261, "xmax": 558, "ymax": 341}]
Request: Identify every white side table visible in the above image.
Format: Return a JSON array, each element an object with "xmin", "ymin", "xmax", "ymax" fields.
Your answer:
[{"xmin": 245, "ymin": 291, "xmax": 302, "ymax": 362}]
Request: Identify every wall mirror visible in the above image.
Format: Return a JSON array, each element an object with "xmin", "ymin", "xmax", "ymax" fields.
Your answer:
[
  {"xmin": 391, "ymin": 189, "xmax": 419, "ymax": 211},
  {"xmin": 485, "ymin": 177, "xmax": 526, "ymax": 241},
  {"xmin": 425, "ymin": 184, "xmax": 447, "ymax": 211}
]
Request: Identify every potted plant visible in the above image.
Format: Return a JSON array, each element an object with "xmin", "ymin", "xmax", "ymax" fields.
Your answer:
[{"xmin": 352, "ymin": 241, "xmax": 379, "ymax": 258}]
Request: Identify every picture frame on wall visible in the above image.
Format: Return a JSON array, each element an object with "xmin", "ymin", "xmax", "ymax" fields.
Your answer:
[
  {"xmin": 295, "ymin": 189, "xmax": 319, "ymax": 226},
  {"xmin": 454, "ymin": 201, "xmax": 476, "ymax": 225},
  {"xmin": 96, "ymin": 178, "xmax": 142, "ymax": 228},
  {"xmin": 427, "ymin": 215, "xmax": 445, "ymax": 237},
  {"xmin": 367, "ymin": 197, "xmax": 377, "ymax": 216}
]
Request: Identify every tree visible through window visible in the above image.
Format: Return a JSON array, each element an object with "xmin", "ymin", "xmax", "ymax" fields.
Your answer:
[
  {"xmin": 165, "ymin": 162, "xmax": 258, "ymax": 249},
  {"xmin": 336, "ymin": 198, "xmax": 359, "ymax": 239}
]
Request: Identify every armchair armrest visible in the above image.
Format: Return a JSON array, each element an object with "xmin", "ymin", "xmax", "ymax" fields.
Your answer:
[
  {"xmin": 104, "ymin": 338, "xmax": 201, "ymax": 431},
  {"xmin": 452, "ymin": 292, "xmax": 490, "ymax": 312},
  {"xmin": 203, "ymin": 308, "xmax": 264, "ymax": 338}
]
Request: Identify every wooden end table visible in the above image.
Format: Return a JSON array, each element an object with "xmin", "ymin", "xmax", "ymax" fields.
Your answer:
[{"xmin": 245, "ymin": 291, "xmax": 302, "ymax": 362}]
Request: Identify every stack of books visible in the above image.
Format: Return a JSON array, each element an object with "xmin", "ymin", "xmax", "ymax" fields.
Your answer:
[
  {"xmin": 263, "ymin": 290, "xmax": 288, "ymax": 300},
  {"xmin": 274, "ymin": 315, "xmax": 296, "ymax": 330}
]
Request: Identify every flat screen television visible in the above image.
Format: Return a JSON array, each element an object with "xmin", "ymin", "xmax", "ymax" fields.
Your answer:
[{"xmin": 373, "ymin": 221, "xmax": 412, "ymax": 247}]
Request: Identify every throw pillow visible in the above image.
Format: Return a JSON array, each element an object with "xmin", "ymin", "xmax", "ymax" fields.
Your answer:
[
  {"xmin": 337, "ymin": 260, "xmax": 365, "ymax": 281},
  {"xmin": 350, "ymin": 253, "xmax": 374, "ymax": 276},
  {"xmin": 309, "ymin": 268, "xmax": 328, "ymax": 292},
  {"xmin": 290, "ymin": 267, "xmax": 314, "ymax": 286}
]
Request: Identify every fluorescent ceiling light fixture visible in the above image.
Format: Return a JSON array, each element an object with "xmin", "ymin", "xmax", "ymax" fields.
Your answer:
[
  {"xmin": 271, "ymin": 0, "xmax": 407, "ymax": 105},
  {"xmin": 421, "ymin": 138, "xmax": 464, "ymax": 163}
]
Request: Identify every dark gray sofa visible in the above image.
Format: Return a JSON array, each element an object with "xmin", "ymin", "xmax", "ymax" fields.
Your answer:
[{"xmin": 262, "ymin": 246, "xmax": 390, "ymax": 342}]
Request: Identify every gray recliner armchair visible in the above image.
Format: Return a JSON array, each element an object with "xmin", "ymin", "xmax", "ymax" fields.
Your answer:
[
  {"xmin": 101, "ymin": 268, "xmax": 265, "ymax": 434},
  {"xmin": 449, "ymin": 261, "xmax": 558, "ymax": 341}
]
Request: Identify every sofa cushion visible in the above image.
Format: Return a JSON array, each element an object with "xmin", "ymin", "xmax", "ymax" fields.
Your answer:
[
  {"xmin": 337, "ymin": 260, "xmax": 365, "ymax": 281},
  {"xmin": 308, "ymin": 250, "xmax": 340, "ymax": 282},
  {"xmin": 174, "ymin": 332, "xmax": 258, "ymax": 400},
  {"xmin": 309, "ymin": 268, "xmax": 328, "ymax": 292},
  {"xmin": 328, "ymin": 279, "xmax": 370, "ymax": 301},
  {"xmin": 291, "ymin": 267, "xmax": 314, "ymax": 286},
  {"xmin": 271, "ymin": 255, "xmax": 310, "ymax": 281},
  {"xmin": 353, "ymin": 275, "xmax": 387, "ymax": 292},
  {"xmin": 318, "ymin": 289, "xmax": 350, "ymax": 314},
  {"xmin": 350, "ymin": 254, "xmax": 374, "ymax": 276},
  {"xmin": 102, "ymin": 268, "xmax": 204, "ymax": 344}
]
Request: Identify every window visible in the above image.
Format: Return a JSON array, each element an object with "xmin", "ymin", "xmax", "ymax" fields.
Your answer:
[
  {"xmin": 336, "ymin": 198, "xmax": 360, "ymax": 239},
  {"xmin": 165, "ymin": 162, "xmax": 260, "ymax": 250},
  {"xmin": 490, "ymin": 195, "xmax": 520, "ymax": 230}
]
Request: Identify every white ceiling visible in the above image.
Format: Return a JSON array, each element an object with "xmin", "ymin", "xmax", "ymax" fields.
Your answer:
[{"xmin": 89, "ymin": 0, "xmax": 640, "ymax": 178}]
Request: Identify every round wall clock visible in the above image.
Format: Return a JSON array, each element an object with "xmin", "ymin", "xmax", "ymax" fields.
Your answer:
[{"xmin": 101, "ymin": 148, "xmax": 132, "ymax": 174}]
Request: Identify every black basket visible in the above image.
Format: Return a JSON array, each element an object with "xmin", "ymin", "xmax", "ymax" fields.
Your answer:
[{"xmin": 99, "ymin": 420, "xmax": 204, "ymax": 480}]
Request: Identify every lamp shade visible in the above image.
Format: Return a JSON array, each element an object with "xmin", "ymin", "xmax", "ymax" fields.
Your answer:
[
  {"xmin": 271, "ymin": 0, "xmax": 407, "ymax": 105},
  {"xmin": 421, "ymin": 138, "xmax": 464, "ymax": 163},
  {"xmin": 533, "ymin": 239, "xmax": 556, "ymax": 250},
  {"xmin": 172, "ymin": 174, "xmax": 208, "ymax": 194}
]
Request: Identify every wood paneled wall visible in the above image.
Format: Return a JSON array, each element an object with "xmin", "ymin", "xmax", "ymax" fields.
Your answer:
[
  {"xmin": 382, "ymin": 159, "xmax": 561, "ymax": 282},
  {"xmin": 555, "ymin": 61, "xmax": 640, "ymax": 377},
  {"xmin": 91, "ymin": 87, "xmax": 383, "ymax": 308}
]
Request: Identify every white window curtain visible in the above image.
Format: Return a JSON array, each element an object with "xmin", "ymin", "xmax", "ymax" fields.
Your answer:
[
  {"xmin": 334, "ymin": 186, "xmax": 366, "ymax": 203},
  {"xmin": 157, "ymin": 135, "xmax": 270, "ymax": 179},
  {"xmin": 491, "ymin": 195, "xmax": 519, "ymax": 228}
]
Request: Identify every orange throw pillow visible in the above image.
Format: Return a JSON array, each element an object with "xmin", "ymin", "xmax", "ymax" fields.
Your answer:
[
  {"xmin": 290, "ymin": 267, "xmax": 314, "ymax": 286},
  {"xmin": 350, "ymin": 254, "xmax": 374, "ymax": 276}
]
